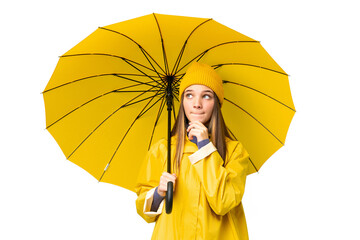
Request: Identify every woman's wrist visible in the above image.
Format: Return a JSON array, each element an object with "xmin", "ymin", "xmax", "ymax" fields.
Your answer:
[
  {"xmin": 156, "ymin": 186, "xmax": 166, "ymax": 197},
  {"xmin": 197, "ymin": 138, "xmax": 210, "ymax": 149}
]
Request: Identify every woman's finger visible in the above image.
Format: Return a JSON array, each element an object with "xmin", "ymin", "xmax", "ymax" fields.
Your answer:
[
  {"xmin": 162, "ymin": 172, "xmax": 176, "ymax": 182},
  {"xmin": 159, "ymin": 172, "xmax": 176, "ymax": 193},
  {"xmin": 188, "ymin": 125, "xmax": 209, "ymax": 141},
  {"xmin": 189, "ymin": 121, "xmax": 206, "ymax": 129},
  {"xmin": 187, "ymin": 122, "xmax": 208, "ymax": 135},
  {"xmin": 188, "ymin": 128, "xmax": 201, "ymax": 140}
]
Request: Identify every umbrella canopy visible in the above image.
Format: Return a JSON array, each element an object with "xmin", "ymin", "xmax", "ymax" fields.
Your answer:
[{"xmin": 43, "ymin": 13, "xmax": 295, "ymax": 193}]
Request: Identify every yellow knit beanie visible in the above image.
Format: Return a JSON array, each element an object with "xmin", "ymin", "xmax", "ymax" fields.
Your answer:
[{"xmin": 179, "ymin": 62, "xmax": 224, "ymax": 105}]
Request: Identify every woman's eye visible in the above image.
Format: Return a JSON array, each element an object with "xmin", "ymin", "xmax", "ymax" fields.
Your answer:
[
  {"xmin": 185, "ymin": 93, "xmax": 193, "ymax": 98},
  {"xmin": 203, "ymin": 94, "xmax": 211, "ymax": 99}
]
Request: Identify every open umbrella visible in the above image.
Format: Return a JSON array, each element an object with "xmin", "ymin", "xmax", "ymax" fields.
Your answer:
[{"xmin": 43, "ymin": 13, "xmax": 295, "ymax": 214}]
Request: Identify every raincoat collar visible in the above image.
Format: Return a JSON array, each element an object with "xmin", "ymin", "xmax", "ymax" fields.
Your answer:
[
  {"xmin": 184, "ymin": 135, "xmax": 198, "ymax": 153},
  {"xmin": 170, "ymin": 135, "xmax": 198, "ymax": 154}
]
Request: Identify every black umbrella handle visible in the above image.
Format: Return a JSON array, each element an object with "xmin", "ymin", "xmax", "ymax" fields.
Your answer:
[
  {"xmin": 165, "ymin": 181, "xmax": 173, "ymax": 214},
  {"xmin": 165, "ymin": 75, "xmax": 174, "ymax": 214}
]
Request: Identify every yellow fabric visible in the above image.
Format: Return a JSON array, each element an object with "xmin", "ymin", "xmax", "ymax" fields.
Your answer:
[
  {"xmin": 188, "ymin": 141, "xmax": 217, "ymax": 164},
  {"xmin": 135, "ymin": 136, "xmax": 249, "ymax": 240},
  {"xmin": 179, "ymin": 62, "xmax": 224, "ymax": 105},
  {"xmin": 143, "ymin": 187, "xmax": 165, "ymax": 217},
  {"xmin": 43, "ymin": 13, "xmax": 295, "ymax": 192}
]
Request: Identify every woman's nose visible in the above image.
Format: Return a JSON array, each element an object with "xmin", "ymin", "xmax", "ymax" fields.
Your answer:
[{"xmin": 193, "ymin": 97, "xmax": 202, "ymax": 109}]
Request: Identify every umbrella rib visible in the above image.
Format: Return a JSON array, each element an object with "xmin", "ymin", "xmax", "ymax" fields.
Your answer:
[
  {"xmin": 227, "ymin": 127, "xmax": 237, "ymax": 141},
  {"xmin": 137, "ymin": 91, "xmax": 165, "ymax": 119},
  {"xmin": 66, "ymin": 87, "xmax": 159, "ymax": 159},
  {"xmin": 227, "ymin": 128, "xmax": 259, "ymax": 173},
  {"xmin": 113, "ymin": 90, "xmax": 159, "ymax": 93},
  {"xmin": 214, "ymin": 63, "xmax": 288, "ymax": 76},
  {"xmin": 170, "ymin": 84, "xmax": 178, "ymax": 117},
  {"xmin": 153, "ymin": 13, "xmax": 169, "ymax": 75},
  {"xmin": 61, "ymin": 53, "xmax": 165, "ymax": 87},
  {"xmin": 147, "ymin": 95, "xmax": 166, "ymax": 151},
  {"xmin": 173, "ymin": 73, "xmax": 185, "ymax": 88},
  {"xmin": 113, "ymin": 74, "xmax": 160, "ymax": 88},
  {"xmin": 46, "ymin": 82, "xmax": 156, "ymax": 129},
  {"xmin": 171, "ymin": 18, "xmax": 213, "ymax": 75},
  {"xmin": 175, "ymin": 40, "xmax": 259, "ymax": 74},
  {"xmin": 139, "ymin": 47, "xmax": 166, "ymax": 83},
  {"xmin": 120, "ymin": 91, "xmax": 164, "ymax": 109},
  {"xmin": 223, "ymin": 81, "xmax": 296, "ymax": 112},
  {"xmin": 169, "ymin": 74, "xmax": 183, "ymax": 98},
  {"xmin": 98, "ymin": 27, "xmax": 166, "ymax": 77},
  {"xmin": 172, "ymin": 95, "xmax": 177, "ymax": 122},
  {"xmin": 224, "ymin": 98, "xmax": 284, "ymax": 145},
  {"xmin": 98, "ymin": 87, "xmax": 164, "ymax": 182},
  {"xmin": 171, "ymin": 42, "xmax": 186, "ymax": 76},
  {"xmin": 248, "ymin": 157, "xmax": 259, "ymax": 173},
  {"xmin": 42, "ymin": 73, "xmax": 158, "ymax": 94},
  {"xmin": 120, "ymin": 56, "xmax": 165, "ymax": 87}
]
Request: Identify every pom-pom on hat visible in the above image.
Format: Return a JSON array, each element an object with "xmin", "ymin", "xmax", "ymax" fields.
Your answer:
[{"xmin": 179, "ymin": 62, "xmax": 224, "ymax": 105}]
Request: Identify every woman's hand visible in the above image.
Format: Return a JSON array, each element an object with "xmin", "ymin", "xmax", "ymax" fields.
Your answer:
[
  {"xmin": 157, "ymin": 172, "xmax": 177, "ymax": 197},
  {"xmin": 187, "ymin": 121, "xmax": 209, "ymax": 141}
]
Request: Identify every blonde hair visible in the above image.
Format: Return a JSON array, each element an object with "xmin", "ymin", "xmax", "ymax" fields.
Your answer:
[{"xmin": 171, "ymin": 93, "xmax": 232, "ymax": 174}]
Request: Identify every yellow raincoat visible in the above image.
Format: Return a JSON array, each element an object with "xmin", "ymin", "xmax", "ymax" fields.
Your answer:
[{"xmin": 135, "ymin": 136, "xmax": 249, "ymax": 240}]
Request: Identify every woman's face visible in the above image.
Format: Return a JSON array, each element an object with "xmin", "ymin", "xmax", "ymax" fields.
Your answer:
[{"xmin": 183, "ymin": 84, "xmax": 215, "ymax": 124}]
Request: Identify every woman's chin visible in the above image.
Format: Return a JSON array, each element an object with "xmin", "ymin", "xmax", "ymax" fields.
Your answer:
[{"xmin": 189, "ymin": 116, "xmax": 204, "ymax": 123}]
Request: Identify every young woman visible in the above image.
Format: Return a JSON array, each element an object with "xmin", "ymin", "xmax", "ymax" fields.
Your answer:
[{"xmin": 135, "ymin": 62, "xmax": 250, "ymax": 240}]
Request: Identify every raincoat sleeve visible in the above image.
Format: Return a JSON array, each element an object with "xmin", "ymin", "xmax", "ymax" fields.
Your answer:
[
  {"xmin": 189, "ymin": 141, "xmax": 249, "ymax": 216},
  {"xmin": 134, "ymin": 140, "xmax": 166, "ymax": 223}
]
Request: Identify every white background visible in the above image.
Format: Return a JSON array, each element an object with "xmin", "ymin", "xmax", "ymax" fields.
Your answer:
[{"xmin": 1, "ymin": 0, "xmax": 359, "ymax": 239}]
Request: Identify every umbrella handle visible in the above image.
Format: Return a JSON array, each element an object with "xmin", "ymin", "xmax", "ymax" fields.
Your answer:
[{"xmin": 165, "ymin": 181, "xmax": 173, "ymax": 214}]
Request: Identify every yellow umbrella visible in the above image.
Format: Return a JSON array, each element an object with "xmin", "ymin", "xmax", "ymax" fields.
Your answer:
[{"xmin": 43, "ymin": 13, "xmax": 295, "ymax": 205}]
